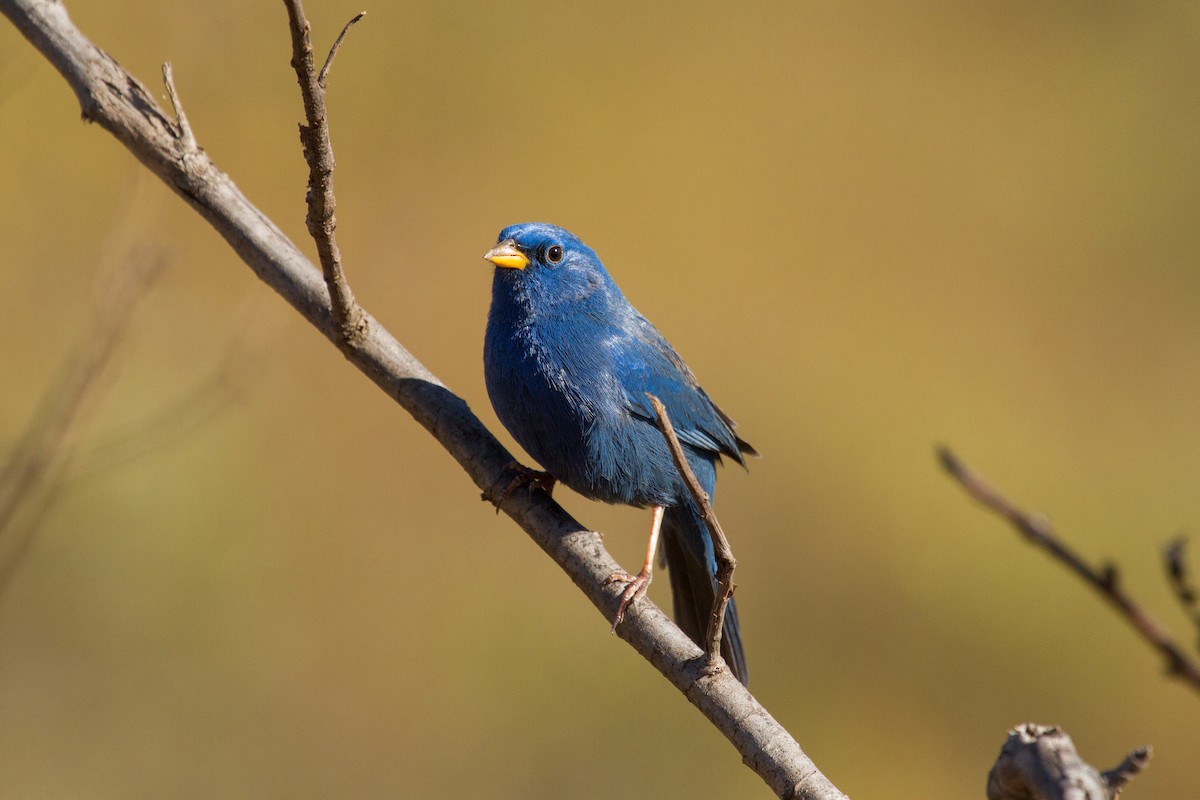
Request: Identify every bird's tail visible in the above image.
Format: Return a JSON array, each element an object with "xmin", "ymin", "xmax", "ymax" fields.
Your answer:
[{"xmin": 661, "ymin": 504, "xmax": 748, "ymax": 685}]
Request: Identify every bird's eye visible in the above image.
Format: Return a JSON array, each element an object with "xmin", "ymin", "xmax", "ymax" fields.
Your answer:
[{"xmin": 546, "ymin": 245, "xmax": 564, "ymax": 264}]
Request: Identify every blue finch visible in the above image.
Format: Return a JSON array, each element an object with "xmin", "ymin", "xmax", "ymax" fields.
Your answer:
[{"xmin": 483, "ymin": 222, "xmax": 754, "ymax": 684}]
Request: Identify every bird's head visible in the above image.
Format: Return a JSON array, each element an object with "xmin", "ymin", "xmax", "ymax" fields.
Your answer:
[{"xmin": 484, "ymin": 222, "xmax": 615, "ymax": 311}]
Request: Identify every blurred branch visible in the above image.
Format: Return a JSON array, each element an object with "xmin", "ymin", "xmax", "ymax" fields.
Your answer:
[
  {"xmin": 1163, "ymin": 537, "xmax": 1200, "ymax": 649},
  {"xmin": 646, "ymin": 393, "xmax": 736, "ymax": 672},
  {"xmin": 938, "ymin": 447, "xmax": 1200, "ymax": 696},
  {"xmin": 0, "ymin": 2, "xmax": 847, "ymax": 797},
  {"xmin": 987, "ymin": 723, "xmax": 1150, "ymax": 800},
  {"xmin": 0, "ymin": 241, "xmax": 164, "ymax": 590},
  {"xmin": 73, "ymin": 299, "xmax": 265, "ymax": 479}
]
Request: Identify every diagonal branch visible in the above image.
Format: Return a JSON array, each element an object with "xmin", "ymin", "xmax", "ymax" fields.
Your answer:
[
  {"xmin": 938, "ymin": 447, "xmax": 1200, "ymax": 696},
  {"xmin": 0, "ymin": 1, "xmax": 846, "ymax": 797}
]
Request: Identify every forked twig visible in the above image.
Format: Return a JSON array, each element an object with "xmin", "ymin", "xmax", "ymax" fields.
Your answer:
[
  {"xmin": 939, "ymin": 447, "xmax": 1200, "ymax": 695},
  {"xmin": 0, "ymin": 245, "xmax": 164, "ymax": 590},
  {"xmin": 646, "ymin": 393, "xmax": 737, "ymax": 671},
  {"xmin": 283, "ymin": 0, "xmax": 364, "ymax": 341}
]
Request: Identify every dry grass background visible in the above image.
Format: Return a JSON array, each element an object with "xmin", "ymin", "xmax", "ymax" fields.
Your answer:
[{"xmin": 2, "ymin": 2, "xmax": 1199, "ymax": 797}]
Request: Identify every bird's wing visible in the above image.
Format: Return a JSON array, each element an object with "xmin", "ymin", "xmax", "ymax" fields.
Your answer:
[{"xmin": 611, "ymin": 314, "xmax": 752, "ymax": 464}]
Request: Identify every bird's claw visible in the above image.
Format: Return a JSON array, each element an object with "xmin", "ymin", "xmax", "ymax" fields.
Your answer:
[
  {"xmin": 607, "ymin": 568, "xmax": 653, "ymax": 632},
  {"xmin": 484, "ymin": 462, "xmax": 557, "ymax": 513}
]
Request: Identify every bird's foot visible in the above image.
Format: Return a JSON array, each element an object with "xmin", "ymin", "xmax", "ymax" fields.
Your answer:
[
  {"xmin": 483, "ymin": 462, "xmax": 557, "ymax": 513},
  {"xmin": 606, "ymin": 567, "xmax": 653, "ymax": 632}
]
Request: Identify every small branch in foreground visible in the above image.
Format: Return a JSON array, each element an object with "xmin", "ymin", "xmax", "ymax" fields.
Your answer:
[
  {"xmin": 646, "ymin": 393, "xmax": 737, "ymax": 671},
  {"xmin": 987, "ymin": 723, "xmax": 1150, "ymax": 800},
  {"xmin": 1163, "ymin": 537, "xmax": 1200, "ymax": 649},
  {"xmin": 938, "ymin": 447, "xmax": 1200, "ymax": 696},
  {"xmin": 283, "ymin": 0, "xmax": 364, "ymax": 342}
]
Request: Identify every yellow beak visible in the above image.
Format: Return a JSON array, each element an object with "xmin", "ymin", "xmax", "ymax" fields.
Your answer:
[{"xmin": 483, "ymin": 241, "xmax": 530, "ymax": 270}]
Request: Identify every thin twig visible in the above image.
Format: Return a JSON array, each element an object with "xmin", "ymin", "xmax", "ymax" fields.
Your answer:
[
  {"xmin": 938, "ymin": 447, "xmax": 1200, "ymax": 696},
  {"xmin": 160, "ymin": 61, "xmax": 195, "ymax": 150},
  {"xmin": 283, "ymin": 0, "xmax": 364, "ymax": 342},
  {"xmin": 318, "ymin": 11, "xmax": 365, "ymax": 88},
  {"xmin": 646, "ymin": 393, "xmax": 737, "ymax": 672}
]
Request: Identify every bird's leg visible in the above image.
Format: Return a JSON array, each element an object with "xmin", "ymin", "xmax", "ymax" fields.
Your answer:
[
  {"xmin": 607, "ymin": 505, "xmax": 664, "ymax": 631},
  {"xmin": 484, "ymin": 461, "xmax": 557, "ymax": 513}
]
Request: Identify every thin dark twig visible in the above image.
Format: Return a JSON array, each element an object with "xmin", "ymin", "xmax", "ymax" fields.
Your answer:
[
  {"xmin": 283, "ymin": 0, "xmax": 363, "ymax": 342},
  {"xmin": 1163, "ymin": 537, "xmax": 1200, "ymax": 648},
  {"xmin": 938, "ymin": 447, "xmax": 1200, "ymax": 696},
  {"xmin": 646, "ymin": 393, "xmax": 737, "ymax": 672},
  {"xmin": 318, "ymin": 11, "xmax": 365, "ymax": 88},
  {"xmin": 160, "ymin": 62, "xmax": 194, "ymax": 150}
]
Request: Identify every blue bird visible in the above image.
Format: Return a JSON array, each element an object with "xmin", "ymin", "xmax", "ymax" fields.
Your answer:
[{"xmin": 483, "ymin": 222, "xmax": 754, "ymax": 684}]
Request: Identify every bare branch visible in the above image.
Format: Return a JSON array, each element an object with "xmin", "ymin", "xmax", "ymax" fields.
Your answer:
[
  {"xmin": 0, "ymin": 1, "xmax": 847, "ymax": 796},
  {"xmin": 646, "ymin": 393, "xmax": 737, "ymax": 672},
  {"xmin": 282, "ymin": 0, "xmax": 364, "ymax": 342},
  {"xmin": 987, "ymin": 723, "xmax": 1150, "ymax": 800},
  {"xmin": 938, "ymin": 447, "xmax": 1200, "ymax": 695}
]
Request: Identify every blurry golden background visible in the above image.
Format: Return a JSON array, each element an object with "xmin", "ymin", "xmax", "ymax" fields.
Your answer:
[{"xmin": 3, "ymin": 1, "xmax": 1199, "ymax": 797}]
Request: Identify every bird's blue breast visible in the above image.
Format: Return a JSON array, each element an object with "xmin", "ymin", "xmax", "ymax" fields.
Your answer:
[{"xmin": 484, "ymin": 269, "xmax": 704, "ymax": 508}]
